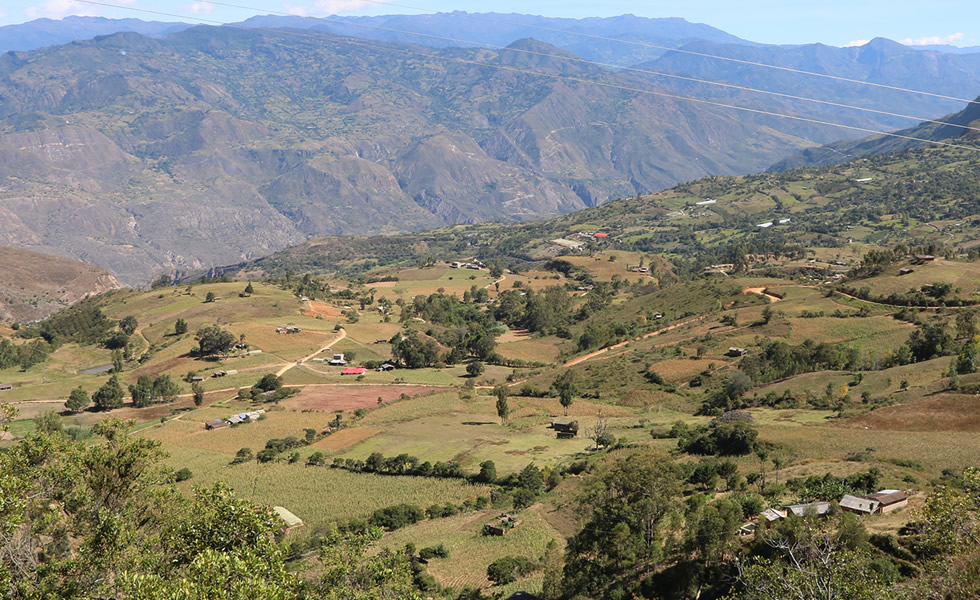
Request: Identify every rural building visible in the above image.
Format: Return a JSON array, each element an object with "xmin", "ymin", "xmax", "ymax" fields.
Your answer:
[
  {"xmin": 593, "ymin": 232, "xmax": 609, "ymax": 238},
  {"xmin": 273, "ymin": 506, "xmax": 304, "ymax": 535},
  {"xmin": 226, "ymin": 415, "xmax": 246, "ymax": 425},
  {"xmin": 913, "ymin": 254, "xmax": 935, "ymax": 262},
  {"xmin": 484, "ymin": 513, "xmax": 521, "ymax": 536},
  {"xmin": 549, "ymin": 420, "xmax": 579, "ymax": 438},
  {"xmin": 739, "ymin": 522, "xmax": 759, "ymax": 537},
  {"xmin": 376, "ymin": 363, "xmax": 396, "ymax": 372},
  {"xmin": 375, "ymin": 338, "xmax": 388, "ymax": 344},
  {"xmin": 225, "ymin": 370, "xmax": 238, "ymax": 376},
  {"xmin": 329, "ymin": 353, "xmax": 347, "ymax": 366},
  {"xmin": 0, "ymin": 383, "xmax": 13, "ymax": 391},
  {"xmin": 785, "ymin": 501, "xmax": 832, "ymax": 518},
  {"xmin": 868, "ymin": 490, "xmax": 909, "ymax": 513},
  {"xmin": 899, "ymin": 268, "xmax": 914, "ymax": 275},
  {"xmin": 840, "ymin": 494, "xmax": 880, "ymax": 515},
  {"xmin": 761, "ymin": 508, "xmax": 787, "ymax": 524},
  {"xmin": 212, "ymin": 370, "xmax": 226, "ymax": 377},
  {"xmin": 727, "ymin": 347, "xmax": 748, "ymax": 357},
  {"xmin": 342, "ymin": 367, "xmax": 367, "ymax": 376},
  {"xmin": 205, "ymin": 419, "xmax": 229, "ymax": 431},
  {"xmin": 191, "ymin": 376, "xmax": 205, "ymax": 382}
]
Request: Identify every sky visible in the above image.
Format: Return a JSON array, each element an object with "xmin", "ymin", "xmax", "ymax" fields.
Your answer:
[{"xmin": 0, "ymin": 0, "xmax": 976, "ymax": 48}]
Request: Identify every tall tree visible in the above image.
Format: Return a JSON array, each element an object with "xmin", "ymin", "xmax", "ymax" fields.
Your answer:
[
  {"xmin": 494, "ymin": 386, "xmax": 509, "ymax": 424},
  {"xmin": 65, "ymin": 386, "xmax": 90, "ymax": 413},
  {"xmin": 93, "ymin": 376, "xmax": 125, "ymax": 411},
  {"xmin": 552, "ymin": 370, "xmax": 577, "ymax": 416}
]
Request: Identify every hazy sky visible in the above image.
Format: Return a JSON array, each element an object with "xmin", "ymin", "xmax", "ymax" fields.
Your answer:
[{"xmin": 1, "ymin": 0, "xmax": 976, "ymax": 48}]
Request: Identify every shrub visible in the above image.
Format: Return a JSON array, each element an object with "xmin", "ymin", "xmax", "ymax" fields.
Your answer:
[
  {"xmin": 487, "ymin": 556, "xmax": 536, "ymax": 585},
  {"xmin": 175, "ymin": 468, "xmax": 193, "ymax": 482}
]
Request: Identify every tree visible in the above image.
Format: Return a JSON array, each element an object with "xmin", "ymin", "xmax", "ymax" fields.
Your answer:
[
  {"xmin": 130, "ymin": 375, "xmax": 156, "ymax": 408},
  {"xmin": 192, "ymin": 381, "xmax": 205, "ymax": 406},
  {"xmin": 112, "ymin": 348, "xmax": 124, "ymax": 373},
  {"xmin": 552, "ymin": 370, "xmax": 577, "ymax": 416},
  {"xmin": 494, "ymin": 386, "xmax": 509, "ymax": 424},
  {"xmin": 563, "ymin": 450, "xmax": 681, "ymax": 597},
  {"xmin": 466, "ymin": 361, "xmax": 484, "ymax": 377},
  {"xmin": 101, "ymin": 330, "xmax": 130, "ymax": 350},
  {"xmin": 307, "ymin": 451, "xmax": 326, "ymax": 466},
  {"xmin": 195, "ymin": 325, "xmax": 236, "ymax": 356},
  {"xmin": 487, "ymin": 556, "xmax": 535, "ymax": 585},
  {"xmin": 119, "ymin": 315, "xmax": 139, "ymax": 335},
  {"xmin": 478, "ymin": 460, "xmax": 497, "ymax": 483},
  {"xmin": 93, "ymin": 376, "xmax": 125, "ymax": 410},
  {"xmin": 65, "ymin": 386, "xmax": 90, "ymax": 413},
  {"xmin": 244, "ymin": 281, "xmax": 254, "ymax": 294},
  {"xmin": 255, "ymin": 373, "xmax": 283, "ymax": 392},
  {"xmin": 174, "ymin": 318, "xmax": 188, "ymax": 335},
  {"xmin": 587, "ymin": 412, "xmax": 614, "ymax": 450},
  {"xmin": 761, "ymin": 305, "xmax": 774, "ymax": 325},
  {"xmin": 204, "ymin": 291, "xmax": 216, "ymax": 303},
  {"xmin": 153, "ymin": 375, "xmax": 179, "ymax": 403},
  {"xmin": 735, "ymin": 514, "xmax": 890, "ymax": 600}
]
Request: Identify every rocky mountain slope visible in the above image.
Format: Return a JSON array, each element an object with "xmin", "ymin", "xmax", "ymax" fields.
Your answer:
[
  {"xmin": 770, "ymin": 95, "xmax": 980, "ymax": 170},
  {"xmin": 0, "ymin": 26, "xmax": 816, "ymax": 284},
  {"xmin": 0, "ymin": 246, "xmax": 120, "ymax": 322}
]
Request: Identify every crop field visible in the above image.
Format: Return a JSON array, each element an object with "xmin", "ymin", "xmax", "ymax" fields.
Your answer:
[
  {"xmin": 280, "ymin": 385, "xmax": 443, "ymax": 412},
  {"xmin": 310, "ymin": 427, "xmax": 381, "ymax": 450},
  {"xmin": 376, "ymin": 503, "xmax": 563, "ymax": 593},
  {"xmin": 844, "ymin": 393, "xmax": 980, "ymax": 432},
  {"xmin": 857, "ymin": 259, "xmax": 980, "ymax": 300},
  {"xmin": 496, "ymin": 338, "xmax": 561, "ymax": 364},
  {"xmin": 163, "ymin": 443, "xmax": 491, "ymax": 531}
]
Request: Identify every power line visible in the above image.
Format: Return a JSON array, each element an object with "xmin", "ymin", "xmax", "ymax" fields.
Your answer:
[
  {"xmin": 71, "ymin": 0, "xmax": 980, "ymax": 155},
  {"xmin": 193, "ymin": 0, "xmax": 980, "ymax": 135},
  {"xmin": 334, "ymin": 0, "xmax": 980, "ymax": 107}
]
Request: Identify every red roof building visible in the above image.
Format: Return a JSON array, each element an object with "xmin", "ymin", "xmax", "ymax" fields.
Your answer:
[
  {"xmin": 593, "ymin": 232, "xmax": 608, "ymax": 238},
  {"xmin": 341, "ymin": 367, "xmax": 367, "ymax": 375}
]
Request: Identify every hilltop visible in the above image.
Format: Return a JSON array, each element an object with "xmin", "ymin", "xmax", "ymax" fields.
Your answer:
[{"xmin": 0, "ymin": 246, "xmax": 120, "ymax": 322}]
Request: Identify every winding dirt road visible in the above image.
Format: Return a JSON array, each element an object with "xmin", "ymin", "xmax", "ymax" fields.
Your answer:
[{"xmin": 563, "ymin": 315, "xmax": 708, "ymax": 368}]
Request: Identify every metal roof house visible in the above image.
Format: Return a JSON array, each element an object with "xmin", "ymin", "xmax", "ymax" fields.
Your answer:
[
  {"xmin": 785, "ymin": 501, "xmax": 833, "ymax": 518},
  {"xmin": 840, "ymin": 494, "xmax": 880, "ymax": 515},
  {"xmin": 868, "ymin": 490, "xmax": 909, "ymax": 514}
]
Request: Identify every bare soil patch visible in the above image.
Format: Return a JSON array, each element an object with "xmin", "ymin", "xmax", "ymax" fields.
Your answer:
[
  {"xmin": 846, "ymin": 394, "xmax": 980, "ymax": 432},
  {"xmin": 281, "ymin": 385, "xmax": 442, "ymax": 412}
]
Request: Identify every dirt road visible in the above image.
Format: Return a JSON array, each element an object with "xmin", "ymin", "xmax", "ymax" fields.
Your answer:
[{"xmin": 562, "ymin": 315, "xmax": 707, "ymax": 368}]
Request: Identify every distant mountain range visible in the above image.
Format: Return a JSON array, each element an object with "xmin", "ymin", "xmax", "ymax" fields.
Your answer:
[
  {"xmin": 0, "ymin": 16, "xmax": 189, "ymax": 52},
  {"xmin": 2, "ymin": 15, "xmax": 980, "ymax": 286},
  {"xmin": 0, "ymin": 26, "xmax": 819, "ymax": 284}
]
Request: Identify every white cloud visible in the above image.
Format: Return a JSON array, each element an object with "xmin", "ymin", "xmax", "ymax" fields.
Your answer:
[
  {"xmin": 901, "ymin": 32, "xmax": 965, "ymax": 46},
  {"xmin": 843, "ymin": 39, "xmax": 870, "ymax": 47},
  {"xmin": 283, "ymin": 3, "xmax": 308, "ymax": 17},
  {"xmin": 313, "ymin": 0, "xmax": 373, "ymax": 15},
  {"xmin": 189, "ymin": 2, "xmax": 215, "ymax": 15}
]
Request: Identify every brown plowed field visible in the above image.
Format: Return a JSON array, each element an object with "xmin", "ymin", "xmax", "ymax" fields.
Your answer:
[
  {"xmin": 281, "ymin": 385, "xmax": 442, "ymax": 412},
  {"xmin": 845, "ymin": 394, "xmax": 980, "ymax": 432}
]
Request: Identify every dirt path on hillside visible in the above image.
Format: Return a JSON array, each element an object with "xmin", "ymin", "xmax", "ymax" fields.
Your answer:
[
  {"xmin": 742, "ymin": 287, "xmax": 782, "ymax": 303},
  {"xmin": 562, "ymin": 315, "xmax": 707, "ymax": 368},
  {"xmin": 275, "ymin": 328, "xmax": 346, "ymax": 377}
]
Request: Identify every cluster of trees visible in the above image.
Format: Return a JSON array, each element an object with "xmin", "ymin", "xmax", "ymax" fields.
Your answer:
[
  {"xmin": 0, "ymin": 416, "xmax": 428, "ymax": 599},
  {"xmin": 0, "ymin": 337, "xmax": 51, "ymax": 371},
  {"xmin": 128, "ymin": 374, "xmax": 179, "ymax": 407},
  {"xmin": 786, "ymin": 468, "xmax": 882, "ymax": 503}
]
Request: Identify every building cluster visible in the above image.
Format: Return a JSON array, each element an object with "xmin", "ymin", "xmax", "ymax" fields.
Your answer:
[
  {"xmin": 204, "ymin": 408, "xmax": 266, "ymax": 430},
  {"xmin": 744, "ymin": 489, "xmax": 910, "ymax": 535}
]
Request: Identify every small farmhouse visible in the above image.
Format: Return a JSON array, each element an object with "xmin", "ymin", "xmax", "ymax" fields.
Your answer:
[
  {"xmin": 840, "ymin": 494, "xmax": 880, "ymax": 516},
  {"xmin": 549, "ymin": 420, "xmax": 579, "ymax": 438},
  {"xmin": 273, "ymin": 506, "xmax": 304, "ymax": 535},
  {"xmin": 205, "ymin": 419, "xmax": 229, "ymax": 431},
  {"xmin": 727, "ymin": 347, "xmax": 748, "ymax": 357},
  {"xmin": 868, "ymin": 490, "xmax": 909, "ymax": 513},
  {"xmin": 342, "ymin": 367, "xmax": 367, "ymax": 376},
  {"xmin": 328, "ymin": 353, "xmax": 347, "ymax": 366},
  {"xmin": 785, "ymin": 501, "xmax": 832, "ymax": 518}
]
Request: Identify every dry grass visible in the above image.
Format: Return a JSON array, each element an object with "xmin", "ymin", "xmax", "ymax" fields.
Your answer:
[
  {"xmin": 845, "ymin": 393, "xmax": 980, "ymax": 432},
  {"xmin": 311, "ymin": 427, "xmax": 381, "ymax": 450}
]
